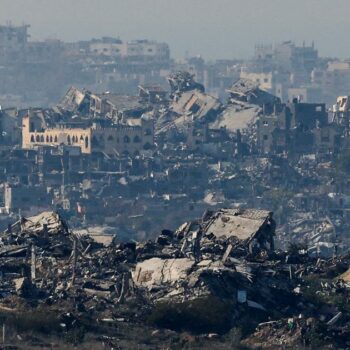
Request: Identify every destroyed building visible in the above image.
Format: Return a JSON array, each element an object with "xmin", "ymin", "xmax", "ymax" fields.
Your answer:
[
  {"xmin": 0, "ymin": 208, "xmax": 349, "ymax": 349},
  {"xmin": 167, "ymin": 71, "xmax": 205, "ymax": 98},
  {"xmin": 227, "ymin": 78, "xmax": 281, "ymax": 107},
  {"xmin": 22, "ymin": 110, "xmax": 155, "ymax": 156},
  {"xmin": 138, "ymin": 85, "xmax": 168, "ymax": 104},
  {"xmin": 3, "ymin": 14, "xmax": 350, "ymax": 349},
  {"xmin": 58, "ymin": 87, "xmax": 150, "ymax": 120},
  {"xmin": 257, "ymin": 99, "xmax": 338, "ymax": 154}
]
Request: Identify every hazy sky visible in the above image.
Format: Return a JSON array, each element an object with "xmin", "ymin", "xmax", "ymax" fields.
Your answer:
[{"xmin": 0, "ymin": 0, "xmax": 348, "ymax": 60}]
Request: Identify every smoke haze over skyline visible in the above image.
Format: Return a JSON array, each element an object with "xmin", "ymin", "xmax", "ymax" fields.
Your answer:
[{"xmin": 0, "ymin": 0, "xmax": 348, "ymax": 60}]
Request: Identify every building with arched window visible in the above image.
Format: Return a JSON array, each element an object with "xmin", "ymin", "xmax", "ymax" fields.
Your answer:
[{"xmin": 22, "ymin": 112, "xmax": 154, "ymax": 156}]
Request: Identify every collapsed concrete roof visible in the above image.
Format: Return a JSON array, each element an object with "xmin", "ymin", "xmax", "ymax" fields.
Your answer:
[
  {"xmin": 211, "ymin": 105, "xmax": 261, "ymax": 133},
  {"xmin": 7, "ymin": 211, "xmax": 69, "ymax": 236},
  {"xmin": 58, "ymin": 87, "xmax": 148, "ymax": 117},
  {"xmin": 202, "ymin": 208, "xmax": 273, "ymax": 242},
  {"xmin": 171, "ymin": 90, "xmax": 222, "ymax": 121},
  {"xmin": 167, "ymin": 71, "xmax": 205, "ymax": 96},
  {"xmin": 97, "ymin": 93, "xmax": 146, "ymax": 113},
  {"xmin": 134, "ymin": 257, "xmax": 195, "ymax": 289},
  {"xmin": 227, "ymin": 78, "xmax": 280, "ymax": 107},
  {"xmin": 58, "ymin": 86, "xmax": 87, "ymax": 113}
]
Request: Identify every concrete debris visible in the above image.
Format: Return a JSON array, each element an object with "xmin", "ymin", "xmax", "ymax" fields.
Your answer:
[
  {"xmin": 167, "ymin": 71, "xmax": 205, "ymax": 98},
  {"xmin": 227, "ymin": 78, "xmax": 280, "ymax": 107},
  {"xmin": 2, "ymin": 26, "xmax": 350, "ymax": 349},
  {"xmin": 0, "ymin": 207, "xmax": 348, "ymax": 349},
  {"xmin": 133, "ymin": 257, "xmax": 194, "ymax": 288},
  {"xmin": 170, "ymin": 89, "xmax": 222, "ymax": 121}
]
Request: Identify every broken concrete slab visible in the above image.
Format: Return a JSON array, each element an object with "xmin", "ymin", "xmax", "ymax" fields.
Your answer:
[{"xmin": 133, "ymin": 257, "xmax": 194, "ymax": 289}]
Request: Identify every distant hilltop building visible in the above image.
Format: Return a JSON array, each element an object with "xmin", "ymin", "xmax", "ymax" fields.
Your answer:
[
  {"xmin": 254, "ymin": 41, "xmax": 318, "ymax": 73},
  {"xmin": 89, "ymin": 38, "xmax": 170, "ymax": 63}
]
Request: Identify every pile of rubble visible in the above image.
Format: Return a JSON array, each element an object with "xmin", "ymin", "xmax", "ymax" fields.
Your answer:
[
  {"xmin": 167, "ymin": 71, "xmax": 205, "ymax": 98},
  {"xmin": 0, "ymin": 209, "xmax": 350, "ymax": 348},
  {"xmin": 226, "ymin": 78, "xmax": 280, "ymax": 107}
]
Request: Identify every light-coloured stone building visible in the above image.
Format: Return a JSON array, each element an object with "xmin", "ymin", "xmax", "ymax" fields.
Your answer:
[{"xmin": 22, "ymin": 112, "xmax": 154, "ymax": 156}]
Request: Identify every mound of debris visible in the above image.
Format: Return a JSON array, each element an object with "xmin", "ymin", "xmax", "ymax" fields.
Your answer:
[
  {"xmin": 0, "ymin": 208, "xmax": 350, "ymax": 348},
  {"xmin": 0, "ymin": 212, "xmax": 73, "ymax": 258}
]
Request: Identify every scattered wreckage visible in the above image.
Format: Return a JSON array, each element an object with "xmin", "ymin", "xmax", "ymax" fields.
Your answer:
[{"xmin": 0, "ymin": 209, "xmax": 350, "ymax": 348}]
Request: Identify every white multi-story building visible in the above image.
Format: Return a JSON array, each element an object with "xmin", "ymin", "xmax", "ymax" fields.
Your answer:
[{"xmin": 89, "ymin": 38, "xmax": 169, "ymax": 62}]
